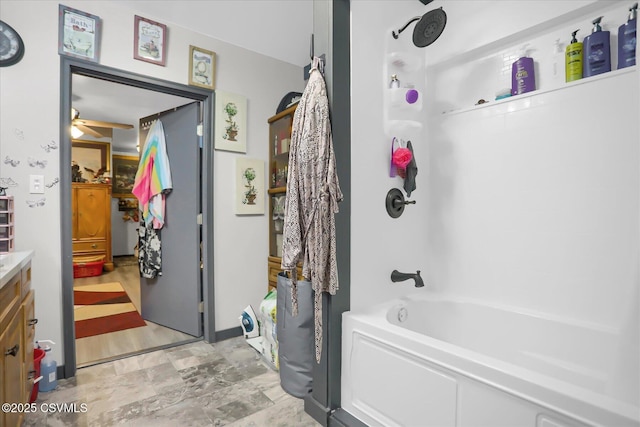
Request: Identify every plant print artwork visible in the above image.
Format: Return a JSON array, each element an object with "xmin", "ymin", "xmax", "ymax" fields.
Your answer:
[
  {"xmin": 215, "ymin": 92, "xmax": 247, "ymax": 153},
  {"xmin": 223, "ymin": 102, "xmax": 239, "ymax": 142},
  {"xmin": 243, "ymin": 167, "xmax": 257, "ymax": 205},
  {"xmin": 235, "ymin": 158, "xmax": 264, "ymax": 214}
]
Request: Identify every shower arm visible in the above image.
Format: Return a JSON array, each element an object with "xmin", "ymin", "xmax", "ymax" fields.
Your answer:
[{"xmin": 392, "ymin": 16, "xmax": 421, "ymax": 39}]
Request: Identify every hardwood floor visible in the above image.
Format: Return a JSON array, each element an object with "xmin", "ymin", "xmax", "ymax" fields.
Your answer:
[{"xmin": 74, "ymin": 261, "xmax": 198, "ymax": 367}]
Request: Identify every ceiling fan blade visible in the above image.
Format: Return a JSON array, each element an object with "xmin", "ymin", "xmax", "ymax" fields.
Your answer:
[
  {"xmin": 75, "ymin": 124, "xmax": 103, "ymax": 138},
  {"xmin": 74, "ymin": 118, "xmax": 134, "ymax": 129}
]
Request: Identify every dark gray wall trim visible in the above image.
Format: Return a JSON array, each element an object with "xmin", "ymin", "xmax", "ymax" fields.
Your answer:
[
  {"xmin": 214, "ymin": 326, "xmax": 242, "ymax": 342},
  {"xmin": 59, "ymin": 57, "xmax": 215, "ymax": 379},
  {"xmin": 306, "ymin": 0, "xmax": 351, "ymax": 425},
  {"xmin": 329, "ymin": 409, "xmax": 369, "ymax": 427}
]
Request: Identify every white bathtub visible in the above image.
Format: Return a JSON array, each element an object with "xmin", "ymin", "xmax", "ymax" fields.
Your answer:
[{"xmin": 341, "ymin": 294, "xmax": 640, "ymax": 427}]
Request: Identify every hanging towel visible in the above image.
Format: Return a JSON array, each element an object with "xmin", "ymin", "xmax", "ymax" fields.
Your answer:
[
  {"xmin": 132, "ymin": 120, "xmax": 173, "ymax": 229},
  {"xmin": 403, "ymin": 140, "xmax": 418, "ymax": 197},
  {"xmin": 281, "ymin": 56, "xmax": 343, "ymax": 363}
]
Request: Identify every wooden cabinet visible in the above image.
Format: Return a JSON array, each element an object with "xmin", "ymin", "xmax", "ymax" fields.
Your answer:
[
  {"xmin": 1, "ymin": 256, "xmax": 35, "ymax": 427},
  {"xmin": 267, "ymin": 104, "xmax": 304, "ymax": 290},
  {"xmin": 72, "ymin": 183, "xmax": 113, "ymax": 271}
]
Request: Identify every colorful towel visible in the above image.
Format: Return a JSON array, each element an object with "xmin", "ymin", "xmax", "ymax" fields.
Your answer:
[{"xmin": 132, "ymin": 120, "xmax": 172, "ymax": 229}]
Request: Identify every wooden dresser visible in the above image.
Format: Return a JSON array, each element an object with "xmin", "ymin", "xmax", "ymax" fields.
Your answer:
[
  {"xmin": 1, "ymin": 250, "xmax": 35, "ymax": 427},
  {"xmin": 72, "ymin": 183, "xmax": 113, "ymax": 271}
]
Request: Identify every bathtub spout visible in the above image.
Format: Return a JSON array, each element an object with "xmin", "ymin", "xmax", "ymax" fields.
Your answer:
[{"xmin": 391, "ymin": 270, "xmax": 424, "ymax": 287}]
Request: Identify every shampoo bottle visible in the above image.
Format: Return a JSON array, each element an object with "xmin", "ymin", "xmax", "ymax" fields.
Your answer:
[
  {"xmin": 566, "ymin": 29, "xmax": 583, "ymax": 82},
  {"xmin": 618, "ymin": 2, "xmax": 638, "ymax": 69},
  {"xmin": 583, "ymin": 16, "xmax": 611, "ymax": 77},
  {"xmin": 511, "ymin": 44, "xmax": 536, "ymax": 95}
]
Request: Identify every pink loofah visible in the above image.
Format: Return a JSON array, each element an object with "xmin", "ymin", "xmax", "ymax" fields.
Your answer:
[{"xmin": 392, "ymin": 147, "xmax": 413, "ymax": 169}]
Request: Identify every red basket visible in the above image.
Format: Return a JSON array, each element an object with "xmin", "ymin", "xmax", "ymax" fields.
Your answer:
[
  {"xmin": 30, "ymin": 348, "xmax": 46, "ymax": 403},
  {"xmin": 73, "ymin": 260, "xmax": 104, "ymax": 278}
]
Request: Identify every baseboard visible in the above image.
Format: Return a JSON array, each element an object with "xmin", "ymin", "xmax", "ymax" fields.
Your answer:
[
  {"xmin": 329, "ymin": 408, "xmax": 368, "ymax": 427},
  {"xmin": 58, "ymin": 365, "xmax": 67, "ymax": 380},
  {"xmin": 304, "ymin": 394, "xmax": 330, "ymax": 427},
  {"xmin": 214, "ymin": 326, "xmax": 242, "ymax": 341}
]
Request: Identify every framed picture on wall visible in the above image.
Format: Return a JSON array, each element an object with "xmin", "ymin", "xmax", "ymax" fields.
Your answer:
[
  {"xmin": 134, "ymin": 15, "xmax": 167, "ymax": 66},
  {"xmin": 58, "ymin": 4, "xmax": 101, "ymax": 63},
  {"xmin": 71, "ymin": 140, "xmax": 110, "ymax": 183},
  {"xmin": 188, "ymin": 45, "xmax": 216, "ymax": 90},
  {"xmin": 112, "ymin": 154, "xmax": 139, "ymax": 198},
  {"xmin": 215, "ymin": 91, "xmax": 247, "ymax": 153},
  {"xmin": 235, "ymin": 158, "xmax": 265, "ymax": 215}
]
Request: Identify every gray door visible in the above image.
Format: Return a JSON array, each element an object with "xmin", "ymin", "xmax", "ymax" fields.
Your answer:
[{"xmin": 139, "ymin": 102, "xmax": 202, "ymax": 337}]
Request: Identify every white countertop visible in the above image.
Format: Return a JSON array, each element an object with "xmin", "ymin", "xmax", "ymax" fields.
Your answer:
[{"xmin": 0, "ymin": 250, "xmax": 34, "ymax": 289}]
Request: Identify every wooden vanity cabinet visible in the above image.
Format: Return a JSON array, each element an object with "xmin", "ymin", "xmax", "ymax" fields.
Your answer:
[{"xmin": 1, "ymin": 258, "xmax": 35, "ymax": 427}]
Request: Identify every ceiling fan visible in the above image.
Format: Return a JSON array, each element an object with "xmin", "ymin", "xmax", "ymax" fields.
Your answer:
[{"xmin": 71, "ymin": 108, "xmax": 134, "ymax": 138}]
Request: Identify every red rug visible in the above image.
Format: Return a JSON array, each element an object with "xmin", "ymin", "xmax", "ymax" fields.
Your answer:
[{"xmin": 74, "ymin": 283, "xmax": 147, "ymax": 339}]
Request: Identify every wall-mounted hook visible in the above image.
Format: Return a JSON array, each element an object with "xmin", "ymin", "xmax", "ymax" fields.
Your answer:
[{"xmin": 386, "ymin": 188, "xmax": 415, "ymax": 218}]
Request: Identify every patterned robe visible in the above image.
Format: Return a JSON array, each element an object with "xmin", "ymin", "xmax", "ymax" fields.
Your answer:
[{"xmin": 281, "ymin": 58, "xmax": 343, "ymax": 362}]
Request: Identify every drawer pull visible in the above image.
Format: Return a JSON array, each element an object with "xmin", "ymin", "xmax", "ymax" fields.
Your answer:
[
  {"xmin": 28, "ymin": 318, "xmax": 38, "ymax": 326},
  {"xmin": 5, "ymin": 344, "xmax": 19, "ymax": 357},
  {"xmin": 28, "ymin": 370, "xmax": 36, "ymax": 380},
  {"xmin": 91, "ymin": 244, "xmax": 98, "ymax": 249}
]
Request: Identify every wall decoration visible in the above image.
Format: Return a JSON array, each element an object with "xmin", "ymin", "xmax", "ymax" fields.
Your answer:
[
  {"xmin": 188, "ymin": 45, "xmax": 216, "ymax": 90},
  {"xmin": 26, "ymin": 197, "xmax": 46, "ymax": 208},
  {"xmin": 0, "ymin": 20, "xmax": 25, "ymax": 67},
  {"xmin": 134, "ymin": 15, "xmax": 167, "ymax": 66},
  {"xmin": 27, "ymin": 157, "xmax": 47, "ymax": 169},
  {"xmin": 58, "ymin": 4, "xmax": 101, "ymax": 63},
  {"xmin": 112, "ymin": 155, "xmax": 139, "ymax": 198},
  {"xmin": 118, "ymin": 198, "xmax": 139, "ymax": 212},
  {"xmin": 215, "ymin": 91, "xmax": 247, "ymax": 153},
  {"xmin": 235, "ymin": 157, "xmax": 265, "ymax": 215},
  {"xmin": 71, "ymin": 140, "xmax": 110, "ymax": 182},
  {"xmin": 4, "ymin": 156, "xmax": 19, "ymax": 167},
  {"xmin": 0, "ymin": 178, "xmax": 18, "ymax": 196},
  {"xmin": 41, "ymin": 140, "xmax": 58, "ymax": 152},
  {"xmin": 46, "ymin": 178, "xmax": 60, "ymax": 189}
]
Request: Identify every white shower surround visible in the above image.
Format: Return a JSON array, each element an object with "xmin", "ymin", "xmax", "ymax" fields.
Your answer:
[
  {"xmin": 347, "ymin": 0, "xmax": 639, "ymax": 425},
  {"xmin": 341, "ymin": 293, "xmax": 639, "ymax": 427}
]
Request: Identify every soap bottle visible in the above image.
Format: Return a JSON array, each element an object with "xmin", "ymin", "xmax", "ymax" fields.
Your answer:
[
  {"xmin": 566, "ymin": 29, "xmax": 583, "ymax": 82},
  {"xmin": 618, "ymin": 3, "xmax": 638, "ymax": 69},
  {"xmin": 583, "ymin": 16, "xmax": 611, "ymax": 77},
  {"xmin": 552, "ymin": 39, "xmax": 564, "ymax": 85},
  {"xmin": 511, "ymin": 44, "xmax": 536, "ymax": 95}
]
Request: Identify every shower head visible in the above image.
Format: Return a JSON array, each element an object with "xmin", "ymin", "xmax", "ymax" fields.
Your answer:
[{"xmin": 392, "ymin": 7, "xmax": 447, "ymax": 48}]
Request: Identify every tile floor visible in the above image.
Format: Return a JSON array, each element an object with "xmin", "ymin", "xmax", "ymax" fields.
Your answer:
[{"xmin": 24, "ymin": 337, "xmax": 320, "ymax": 426}]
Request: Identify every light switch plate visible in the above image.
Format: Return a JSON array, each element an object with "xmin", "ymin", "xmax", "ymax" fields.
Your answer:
[{"xmin": 29, "ymin": 175, "xmax": 45, "ymax": 194}]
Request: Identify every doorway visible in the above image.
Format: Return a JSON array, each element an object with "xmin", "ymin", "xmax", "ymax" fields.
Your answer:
[{"xmin": 60, "ymin": 58, "xmax": 216, "ymax": 378}]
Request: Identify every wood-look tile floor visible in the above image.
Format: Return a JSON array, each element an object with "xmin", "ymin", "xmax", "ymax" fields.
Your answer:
[
  {"xmin": 24, "ymin": 337, "xmax": 320, "ymax": 426},
  {"xmin": 74, "ymin": 262, "xmax": 197, "ymax": 367}
]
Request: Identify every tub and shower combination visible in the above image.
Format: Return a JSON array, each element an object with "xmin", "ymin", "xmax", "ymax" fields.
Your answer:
[{"xmin": 341, "ymin": 293, "xmax": 640, "ymax": 427}]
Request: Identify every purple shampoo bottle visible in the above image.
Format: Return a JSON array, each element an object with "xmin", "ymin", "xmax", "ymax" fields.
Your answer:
[
  {"xmin": 512, "ymin": 44, "xmax": 536, "ymax": 95},
  {"xmin": 618, "ymin": 3, "xmax": 637, "ymax": 69}
]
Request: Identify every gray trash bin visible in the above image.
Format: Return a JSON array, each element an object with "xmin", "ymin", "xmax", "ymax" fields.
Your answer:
[{"xmin": 276, "ymin": 272, "xmax": 314, "ymax": 398}]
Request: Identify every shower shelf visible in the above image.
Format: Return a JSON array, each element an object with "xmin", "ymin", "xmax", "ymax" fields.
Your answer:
[{"xmin": 434, "ymin": 64, "xmax": 636, "ymax": 118}]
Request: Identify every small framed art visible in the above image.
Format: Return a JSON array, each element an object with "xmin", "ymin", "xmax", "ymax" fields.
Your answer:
[
  {"xmin": 236, "ymin": 158, "xmax": 265, "ymax": 215},
  {"xmin": 189, "ymin": 45, "xmax": 216, "ymax": 89},
  {"xmin": 58, "ymin": 4, "xmax": 101, "ymax": 62},
  {"xmin": 134, "ymin": 15, "xmax": 167, "ymax": 66},
  {"xmin": 215, "ymin": 91, "xmax": 247, "ymax": 153}
]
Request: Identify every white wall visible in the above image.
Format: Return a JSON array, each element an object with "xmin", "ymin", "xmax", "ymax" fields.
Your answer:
[
  {"xmin": 0, "ymin": 0, "xmax": 305, "ymax": 365},
  {"xmin": 350, "ymin": 0, "xmax": 639, "ymax": 333}
]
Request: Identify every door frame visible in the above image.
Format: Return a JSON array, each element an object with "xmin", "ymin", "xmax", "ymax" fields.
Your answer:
[{"xmin": 59, "ymin": 57, "xmax": 216, "ymax": 378}]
